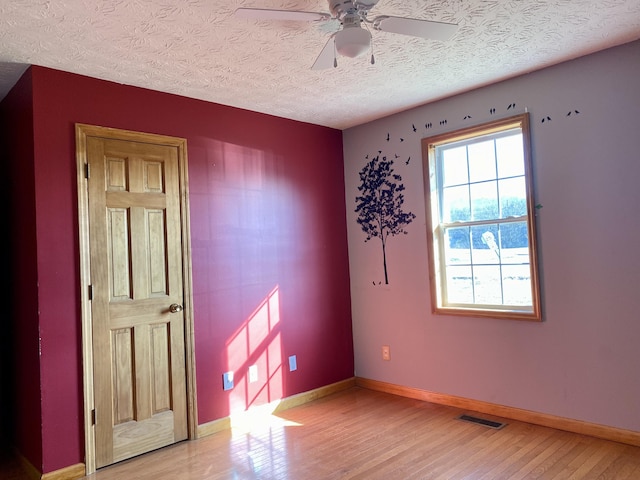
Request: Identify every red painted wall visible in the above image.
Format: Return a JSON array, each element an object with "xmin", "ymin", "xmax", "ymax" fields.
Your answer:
[
  {"xmin": 8, "ymin": 65, "xmax": 353, "ymax": 474},
  {"xmin": 0, "ymin": 69, "xmax": 44, "ymax": 470}
]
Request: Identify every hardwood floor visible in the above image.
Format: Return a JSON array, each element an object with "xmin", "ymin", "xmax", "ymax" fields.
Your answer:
[{"xmin": 4, "ymin": 387, "xmax": 640, "ymax": 479}]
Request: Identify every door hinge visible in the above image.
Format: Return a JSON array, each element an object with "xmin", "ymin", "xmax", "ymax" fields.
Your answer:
[
  {"xmin": 88, "ymin": 284, "xmax": 93, "ymax": 300},
  {"xmin": 85, "ymin": 163, "xmax": 90, "ymax": 179},
  {"xmin": 91, "ymin": 409, "xmax": 96, "ymax": 425}
]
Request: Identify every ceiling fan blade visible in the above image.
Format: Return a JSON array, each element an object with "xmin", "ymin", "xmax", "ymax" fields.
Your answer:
[
  {"xmin": 373, "ymin": 16, "xmax": 458, "ymax": 41},
  {"xmin": 311, "ymin": 36, "xmax": 336, "ymax": 70},
  {"xmin": 235, "ymin": 8, "xmax": 331, "ymax": 22}
]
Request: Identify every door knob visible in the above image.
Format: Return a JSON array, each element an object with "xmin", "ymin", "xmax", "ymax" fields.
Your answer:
[{"xmin": 169, "ymin": 303, "xmax": 184, "ymax": 313}]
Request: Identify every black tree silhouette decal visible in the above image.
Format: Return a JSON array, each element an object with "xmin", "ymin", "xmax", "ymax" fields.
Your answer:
[{"xmin": 355, "ymin": 155, "xmax": 415, "ymax": 284}]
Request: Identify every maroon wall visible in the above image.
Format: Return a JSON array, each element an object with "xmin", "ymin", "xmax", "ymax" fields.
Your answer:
[
  {"xmin": 0, "ymin": 69, "xmax": 44, "ymax": 470},
  {"xmin": 14, "ymin": 65, "xmax": 354, "ymax": 473}
]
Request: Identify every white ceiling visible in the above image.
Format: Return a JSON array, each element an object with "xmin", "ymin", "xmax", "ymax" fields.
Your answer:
[{"xmin": 1, "ymin": 0, "xmax": 639, "ymax": 130}]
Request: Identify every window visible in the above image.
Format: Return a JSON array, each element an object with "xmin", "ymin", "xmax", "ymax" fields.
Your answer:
[{"xmin": 421, "ymin": 113, "xmax": 541, "ymax": 321}]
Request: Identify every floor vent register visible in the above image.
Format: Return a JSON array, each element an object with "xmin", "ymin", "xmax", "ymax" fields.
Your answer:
[{"xmin": 457, "ymin": 414, "xmax": 507, "ymax": 429}]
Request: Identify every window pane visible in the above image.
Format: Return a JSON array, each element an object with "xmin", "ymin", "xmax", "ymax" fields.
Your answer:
[
  {"xmin": 442, "ymin": 185, "xmax": 470, "ymax": 222},
  {"xmin": 470, "ymin": 181, "xmax": 498, "ymax": 221},
  {"xmin": 471, "ymin": 225, "xmax": 500, "ymax": 265},
  {"xmin": 473, "ymin": 265, "xmax": 502, "ymax": 305},
  {"xmin": 468, "ymin": 140, "xmax": 496, "ymax": 183},
  {"xmin": 499, "ymin": 222, "xmax": 529, "ymax": 265},
  {"xmin": 442, "ymin": 146, "xmax": 468, "ymax": 187},
  {"xmin": 502, "ymin": 265, "xmax": 532, "ymax": 305},
  {"xmin": 496, "ymin": 134, "xmax": 524, "ymax": 178},
  {"xmin": 444, "ymin": 226, "xmax": 470, "ymax": 265},
  {"xmin": 499, "ymin": 177, "xmax": 526, "ymax": 218},
  {"xmin": 446, "ymin": 265, "xmax": 473, "ymax": 304}
]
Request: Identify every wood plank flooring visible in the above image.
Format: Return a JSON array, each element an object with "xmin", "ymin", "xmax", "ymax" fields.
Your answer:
[{"xmin": 4, "ymin": 387, "xmax": 640, "ymax": 479}]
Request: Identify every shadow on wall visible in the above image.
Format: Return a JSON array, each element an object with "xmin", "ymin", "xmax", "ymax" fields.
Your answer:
[{"xmin": 0, "ymin": 169, "xmax": 15, "ymax": 450}]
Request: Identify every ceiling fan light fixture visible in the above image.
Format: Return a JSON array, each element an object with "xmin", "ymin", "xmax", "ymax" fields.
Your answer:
[
  {"xmin": 236, "ymin": 1, "xmax": 459, "ymax": 69},
  {"xmin": 335, "ymin": 26, "xmax": 371, "ymax": 58}
]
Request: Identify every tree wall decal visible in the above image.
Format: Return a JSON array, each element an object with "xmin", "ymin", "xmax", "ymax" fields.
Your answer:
[{"xmin": 355, "ymin": 154, "xmax": 415, "ymax": 284}]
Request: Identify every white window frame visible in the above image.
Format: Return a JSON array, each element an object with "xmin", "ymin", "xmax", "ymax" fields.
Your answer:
[{"xmin": 421, "ymin": 113, "xmax": 541, "ymax": 321}]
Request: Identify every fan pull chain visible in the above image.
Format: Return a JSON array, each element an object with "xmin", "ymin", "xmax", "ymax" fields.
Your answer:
[
  {"xmin": 367, "ymin": 23, "xmax": 375, "ymax": 65},
  {"xmin": 370, "ymin": 38, "xmax": 375, "ymax": 65}
]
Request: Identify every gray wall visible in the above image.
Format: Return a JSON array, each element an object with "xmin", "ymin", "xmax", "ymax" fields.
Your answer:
[{"xmin": 343, "ymin": 40, "xmax": 640, "ymax": 431}]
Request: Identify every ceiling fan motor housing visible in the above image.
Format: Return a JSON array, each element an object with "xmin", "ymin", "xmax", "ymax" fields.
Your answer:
[{"xmin": 329, "ymin": 0, "xmax": 379, "ymax": 19}]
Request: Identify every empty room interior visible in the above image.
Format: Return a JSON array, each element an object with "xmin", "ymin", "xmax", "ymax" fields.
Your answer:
[{"xmin": 1, "ymin": 1, "xmax": 639, "ymax": 479}]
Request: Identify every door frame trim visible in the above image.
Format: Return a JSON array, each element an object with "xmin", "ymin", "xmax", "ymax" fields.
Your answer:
[{"xmin": 75, "ymin": 124, "xmax": 198, "ymax": 474}]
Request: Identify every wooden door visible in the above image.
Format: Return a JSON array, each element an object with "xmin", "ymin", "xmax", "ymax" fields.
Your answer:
[{"xmin": 82, "ymin": 127, "xmax": 191, "ymax": 469}]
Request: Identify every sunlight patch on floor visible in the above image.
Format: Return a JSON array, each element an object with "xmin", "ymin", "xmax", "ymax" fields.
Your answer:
[{"xmin": 229, "ymin": 400, "xmax": 303, "ymax": 436}]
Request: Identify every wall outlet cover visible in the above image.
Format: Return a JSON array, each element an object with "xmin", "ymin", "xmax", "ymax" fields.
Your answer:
[
  {"xmin": 223, "ymin": 371, "xmax": 234, "ymax": 391},
  {"xmin": 382, "ymin": 345, "xmax": 390, "ymax": 361},
  {"xmin": 289, "ymin": 355, "xmax": 297, "ymax": 372},
  {"xmin": 249, "ymin": 364, "xmax": 258, "ymax": 383}
]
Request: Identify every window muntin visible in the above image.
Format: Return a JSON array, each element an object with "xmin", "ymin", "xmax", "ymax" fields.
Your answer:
[{"xmin": 422, "ymin": 114, "xmax": 541, "ymax": 321}]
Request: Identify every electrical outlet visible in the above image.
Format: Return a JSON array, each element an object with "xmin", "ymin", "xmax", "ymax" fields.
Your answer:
[
  {"xmin": 223, "ymin": 371, "xmax": 234, "ymax": 391},
  {"xmin": 249, "ymin": 364, "xmax": 258, "ymax": 383},
  {"xmin": 382, "ymin": 345, "xmax": 390, "ymax": 361},
  {"xmin": 289, "ymin": 355, "xmax": 297, "ymax": 372}
]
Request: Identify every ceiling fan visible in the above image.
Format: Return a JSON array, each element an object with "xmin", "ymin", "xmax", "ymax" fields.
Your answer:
[{"xmin": 235, "ymin": 0, "xmax": 458, "ymax": 69}]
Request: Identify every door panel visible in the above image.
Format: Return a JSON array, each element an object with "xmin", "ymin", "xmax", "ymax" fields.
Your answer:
[{"xmin": 86, "ymin": 135, "xmax": 188, "ymax": 468}]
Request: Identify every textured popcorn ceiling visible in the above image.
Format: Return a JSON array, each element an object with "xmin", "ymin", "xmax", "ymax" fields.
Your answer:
[{"xmin": 1, "ymin": 0, "xmax": 639, "ymax": 129}]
